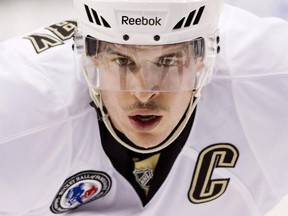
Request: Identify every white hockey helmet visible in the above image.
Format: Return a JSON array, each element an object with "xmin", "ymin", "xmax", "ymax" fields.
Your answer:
[
  {"xmin": 74, "ymin": 0, "xmax": 222, "ymax": 45},
  {"xmin": 73, "ymin": 0, "xmax": 223, "ymax": 153}
]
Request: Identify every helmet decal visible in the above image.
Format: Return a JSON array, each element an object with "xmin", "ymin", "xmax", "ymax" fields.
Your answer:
[
  {"xmin": 173, "ymin": 6, "xmax": 205, "ymax": 30},
  {"xmin": 84, "ymin": 4, "xmax": 111, "ymax": 28}
]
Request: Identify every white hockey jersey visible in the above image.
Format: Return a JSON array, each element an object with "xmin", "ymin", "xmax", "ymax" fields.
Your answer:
[{"xmin": 0, "ymin": 4, "xmax": 288, "ymax": 216}]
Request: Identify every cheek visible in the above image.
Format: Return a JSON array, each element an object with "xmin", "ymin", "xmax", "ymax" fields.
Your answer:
[
  {"xmin": 169, "ymin": 92, "xmax": 192, "ymax": 110},
  {"xmin": 170, "ymin": 93, "xmax": 192, "ymax": 121},
  {"xmin": 160, "ymin": 92, "xmax": 192, "ymax": 123},
  {"xmin": 101, "ymin": 92, "xmax": 116, "ymax": 114},
  {"xmin": 101, "ymin": 92, "xmax": 128, "ymax": 119}
]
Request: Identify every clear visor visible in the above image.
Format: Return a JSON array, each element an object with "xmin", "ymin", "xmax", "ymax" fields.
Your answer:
[{"xmin": 82, "ymin": 36, "xmax": 207, "ymax": 92}]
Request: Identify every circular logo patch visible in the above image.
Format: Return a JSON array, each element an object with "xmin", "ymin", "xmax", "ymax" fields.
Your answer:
[{"xmin": 50, "ymin": 170, "xmax": 112, "ymax": 214}]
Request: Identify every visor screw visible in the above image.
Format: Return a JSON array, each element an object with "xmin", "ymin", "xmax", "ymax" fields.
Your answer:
[
  {"xmin": 217, "ymin": 46, "xmax": 221, "ymax": 53},
  {"xmin": 123, "ymin": 34, "xmax": 129, "ymax": 41},
  {"xmin": 154, "ymin": 35, "xmax": 160, "ymax": 41},
  {"xmin": 216, "ymin": 36, "xmax": 220, "ymax": 44}
]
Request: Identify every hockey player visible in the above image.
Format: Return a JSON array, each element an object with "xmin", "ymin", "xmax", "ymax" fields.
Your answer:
[{"xmin": 0, "ymin": 0, "xmax": 288, "ymax": 215}]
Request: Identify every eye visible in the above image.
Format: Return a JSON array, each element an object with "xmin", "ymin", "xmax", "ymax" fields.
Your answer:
[
  {"xmin": 162, "ymin": 57, "xmax": 175, "ymax": 66},
  {"xmin": 157, "ymin": 55, "xmax": 180, "ymax": 67},
  {"xmin": 115, "ymin": 57, "xmax": 134, "ymax": 67}
]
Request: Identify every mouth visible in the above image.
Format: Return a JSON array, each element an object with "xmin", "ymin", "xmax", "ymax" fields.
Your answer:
[{"xmin": 129, "ymin": 115, "xmax": 162, "ymax": 132}]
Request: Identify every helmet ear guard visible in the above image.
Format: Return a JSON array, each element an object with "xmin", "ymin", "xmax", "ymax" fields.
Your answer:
[
  {"xmin": 73, "ymin": 31, "xmax": 99, "ymax": 56},
  {"xmin": 85, "ymin": 35, "xmax": 99, "ymax": 56}
]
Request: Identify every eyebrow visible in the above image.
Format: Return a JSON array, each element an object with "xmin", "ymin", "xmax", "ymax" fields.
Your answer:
[{"xmin": 103, "ymin": 47, "xmax": 132, "ymax": 59}]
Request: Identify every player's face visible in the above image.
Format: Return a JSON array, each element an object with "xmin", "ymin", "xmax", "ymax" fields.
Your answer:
[{"xmin": 98, "ymin": 42, "xmax": 194, "ymax": 148}]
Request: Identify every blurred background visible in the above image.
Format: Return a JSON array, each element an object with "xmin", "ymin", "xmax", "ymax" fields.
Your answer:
[
  {"xmin": 226, "ymin": 0, "xmax": 288, "ymax": 20},
  {"xmin": 0, "ymin": 0, "xmax": 73, "ymax": 41},
  {"xmin": 0, "ymin": 0, "xmax": 288, "ymax": 215}
]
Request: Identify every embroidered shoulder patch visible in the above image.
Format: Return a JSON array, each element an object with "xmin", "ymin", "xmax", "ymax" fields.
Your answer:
[
  {"xmin": 24, "ymin": 20, "xmax": 77, "ymax": 54},
  {"xmin": 50, "ymin": 170, "xmax": 112, "ymax": 214}
]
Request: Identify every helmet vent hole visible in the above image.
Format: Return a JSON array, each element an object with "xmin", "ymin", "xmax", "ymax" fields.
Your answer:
[
  {"xmin": 123, "ymin": 34, "xmax": 130, "ymax": 41},
  {"xmin": 154, "ymin": 35, "xmax": 160, "ymax": 41}
]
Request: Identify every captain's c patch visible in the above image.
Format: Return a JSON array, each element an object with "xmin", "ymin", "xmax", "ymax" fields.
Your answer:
[{"xmin": 188, "ymin": 143, "xmax": 239, "ymax": 204}]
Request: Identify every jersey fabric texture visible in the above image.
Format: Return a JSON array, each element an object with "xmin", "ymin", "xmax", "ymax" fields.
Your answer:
[{"xmin": 0, "ymin": 4, "xmax": 288, "ymax": 216}]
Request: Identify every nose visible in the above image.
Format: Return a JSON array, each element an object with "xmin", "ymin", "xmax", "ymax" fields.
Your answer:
[
  {"xmin": 131, "ymin": 91, "xmax": 160, "ymax": 103},
  {"xmin": 128, "ymin": 65, "xmax": 160, "ymax": 102}
]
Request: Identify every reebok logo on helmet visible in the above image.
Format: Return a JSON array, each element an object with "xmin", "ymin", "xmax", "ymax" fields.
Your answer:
[{"xmin": 122, "ymin": 16, "xmax": 162, "ymax": 26}]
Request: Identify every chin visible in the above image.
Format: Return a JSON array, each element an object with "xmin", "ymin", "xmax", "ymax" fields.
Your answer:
[{"xmin": 130, "ymin": 133, "xmax": 166, "ymax": 149}]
